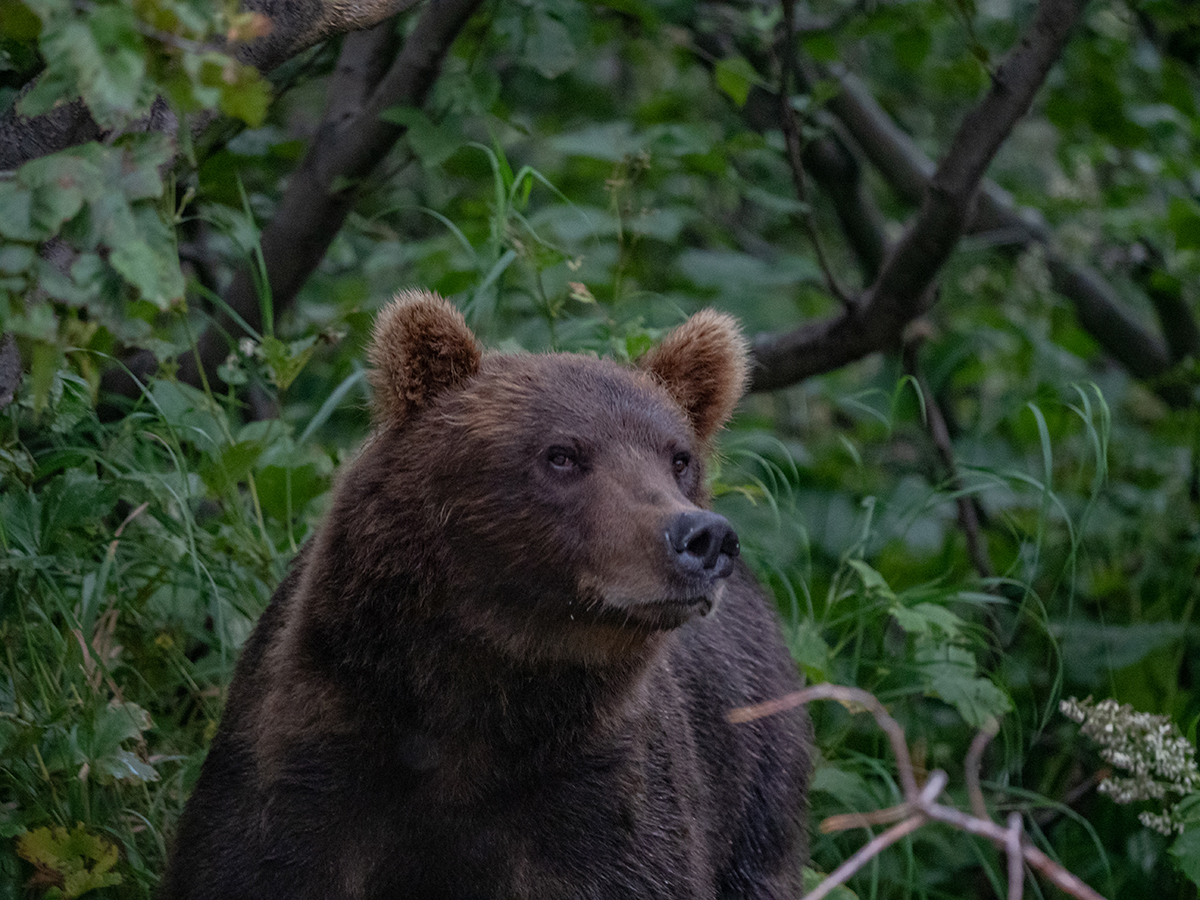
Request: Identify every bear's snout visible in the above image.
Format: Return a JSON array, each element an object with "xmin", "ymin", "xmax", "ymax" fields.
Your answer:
[{"xmin": 665, "ymin": 510, "xmax": 740, "ymax": 580}]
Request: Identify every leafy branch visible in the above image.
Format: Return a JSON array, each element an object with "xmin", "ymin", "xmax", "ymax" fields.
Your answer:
[
  {"xmin": 750, "ymin": 0, "xmax": 1090, "ymax": 392},
  {"xmin": 175, "ymin": 0, "xmax": 485, "ymax": 390},
  {"xmin": 817, "ymin": 67, "xmax": 1187, "ymax": 401}
]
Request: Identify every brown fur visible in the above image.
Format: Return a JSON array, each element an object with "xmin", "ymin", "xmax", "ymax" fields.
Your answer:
[
  {"xmin": 638, "ymin": 309, "xmax": 750, "ymax": 444},
  {"xmin": 367, "ymin": 289, "xmax": 481, "ymax": 427},
  {"xmin": 160, "ymin": 294, "xmax": 809, "ymax": 900}
]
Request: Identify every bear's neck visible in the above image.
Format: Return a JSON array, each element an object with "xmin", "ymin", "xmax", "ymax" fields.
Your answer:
[
  {"xmin": 298, "ymin": 576, "xmax": 671, "ymax": 758},
  {"xmin": 405, "ymin": 619, "xmax": 667, "ymax": 753}
]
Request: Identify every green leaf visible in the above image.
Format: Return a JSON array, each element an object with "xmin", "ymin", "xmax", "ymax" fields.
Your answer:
[
  {"xmin": 787, "ymin": 621, "xmax": 833, "ymax": 681},
  {"xmin": 847, "ymin": 559, "xmax": 895, "ymax": 601},
  {"xmin": 0, "ymin": 0, "xmax": 40, "ymax": 40},
  {"xmin": 95, "ymin": 749, "xmax": 160, "ymax": 785},
  {"xmin": 894, "ymin": 25, "xmax": 932, "ymax": 71},
  {"xmin": 0, "ymin": 181, "xmax": 37, "ymax": 241},
  {"xmin": 259, "ymin": 335, "xmax": 319, "ymax": 391},
  {"xmin": 890, "ymin": 602, "xmax": 965, "ymax": 639},
  {"xmin": 524, "ymin": 13, "xmax": 577, "ymax": 79},
  {"xmin": 1170, "ymin": 824, "xmax": 1200, "ymax": 887},
  {"xmin": 15, "ymin": 825, "xmax": 123, "ymax": 899},
  {"xmin": 199, "ymin": 439, "xmax": 267, "ymax": 495},
  {"xmin": 40, "ymin": 8, "xmax": 148, "ymax": 129},
  {"xmin": 919, "ymin": 645, "xmax": 1012, "ymax": 727},
  {"xmin": 89, "ymin": 702, "xmax": 152, "ymax": 758},
  {"xmin": 106, "ymin": 204, "xmax": 185, "ymax": 308},
  {"xmin": 1169, "ymin": 197, "xmax": 1200, "ymax": 250},
  {"xmin": 0, "ymin": 242, "xmax": 35, "ymax": 275},
  {"xmin": 714, "ymin": 56, "xmax": 759, "ymax": 108},
  {"xmin": 380, "ymin": 107, "xmax": 461, "ymax": 168},
  {"xmin": 218, "ymin": 61, "xmax": 272, "ymax": 126}
]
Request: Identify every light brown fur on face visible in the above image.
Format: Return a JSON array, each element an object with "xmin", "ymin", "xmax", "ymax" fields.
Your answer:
[
  {"xmin": 637, "ymin": 310, "xmax": 750, "ymax": 444},
  {"xmin": 367, "ymin": 289, "xmax": 482, "ymax": 427}
]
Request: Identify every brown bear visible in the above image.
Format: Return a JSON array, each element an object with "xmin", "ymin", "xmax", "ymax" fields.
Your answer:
[{"xmin": 159, "ymin": 291, "xmax": 810, "ymax": 900}]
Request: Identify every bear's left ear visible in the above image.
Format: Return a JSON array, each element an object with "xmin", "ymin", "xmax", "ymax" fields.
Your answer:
[
  {"xmin": 638, "ymin": 310, "xmax": 749, "ymax": 443},
  {"xmin": 367, "ymin": 290, "xmax": 481, "ymax": 427}
]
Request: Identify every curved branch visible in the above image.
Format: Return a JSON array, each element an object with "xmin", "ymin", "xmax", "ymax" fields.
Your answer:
[{"xmin": 751, "ymin": 0, "xmax": 1089, "ymax": 392}]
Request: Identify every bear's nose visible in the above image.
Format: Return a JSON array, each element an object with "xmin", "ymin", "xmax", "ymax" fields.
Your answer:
[{"xmin": 666, "ymin": 511, "xmax": 740, "ymax": 580}]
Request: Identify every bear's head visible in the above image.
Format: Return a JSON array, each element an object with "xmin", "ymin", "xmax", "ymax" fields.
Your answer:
[{"xmin": 354, "ymin": 290, "xmax": 750, "ymax": 660}]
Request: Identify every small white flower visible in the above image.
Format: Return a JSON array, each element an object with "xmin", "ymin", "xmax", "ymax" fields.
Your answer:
[{"xmin": 1062, "ymin": 696, "xmax": 1200, "ymax": 835}]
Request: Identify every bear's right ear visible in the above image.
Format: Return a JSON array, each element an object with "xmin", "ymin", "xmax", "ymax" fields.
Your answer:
[{"xmin": 367, "ymin": 290, "xmax": 481, "ymax": 427}]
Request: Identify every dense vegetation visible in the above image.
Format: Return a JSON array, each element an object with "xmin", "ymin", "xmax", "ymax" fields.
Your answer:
[{"xmin": 1, "ymin": 0, "xmax": 1198, "ymax": 896}]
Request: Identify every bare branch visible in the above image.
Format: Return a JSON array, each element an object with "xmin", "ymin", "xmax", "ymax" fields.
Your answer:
[
  {"xmin": 922, "ymin": 803, "xmax": 1107, "ymax": 900},
  {"xmin": 965, "ymin": 719, "xmax": 999, "ymax": 821},
  {"xmin": 730, "ymin": 684, "xmax": 920, "ymax": 800},
  {"xmin": 751, "ymin": 0, "xmax": 1088, "ymax": 392},
  {"xmin": 1007, "ymin": 813, "xmax": 1026, "ymax": 900},
  {"xmin": 806, "ymin": 813, "xmax": 927, "ymax": 900},
  {"xmin": 733, "ymin": 686, "xmax": 1109, "ymax": 900}
]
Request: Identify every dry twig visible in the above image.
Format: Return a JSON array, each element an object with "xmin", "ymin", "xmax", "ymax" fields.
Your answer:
[{"xmin": 730, "ymin": 684, "xmax": 1108, "ymax": 900}]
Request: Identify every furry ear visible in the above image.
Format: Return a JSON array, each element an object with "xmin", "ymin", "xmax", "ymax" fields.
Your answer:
[
  {"xmin": 367, "ymin": 290, "xmax": 481, "ymax": 427},
  {"xmin": 638, "ymin": 310, "xmax": 750, "ymax": 443}
]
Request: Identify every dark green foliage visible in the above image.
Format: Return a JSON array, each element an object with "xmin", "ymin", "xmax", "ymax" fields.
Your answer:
[{"xmin": 2, "ymin": 0, "xmax": 1199, "ymax": 896}]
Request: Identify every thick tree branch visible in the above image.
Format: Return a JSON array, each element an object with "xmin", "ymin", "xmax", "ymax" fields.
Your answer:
[
  {"xmin": 238, "ymin": 0, "xmax": 422, "ymax": 72},
  {"xmin": 178, "ymin": 0, "xmax": 483, "ymax": 388},
  {"xmin": 1132, "ymin": 242, "xmax": 1200, "ymax": 363},
  {"xmin": 750, "ymin": 0, "xmax": 1088, "ymax": 392},
  {"xmin": 0, "ymin": 0, "xmax": 418, "ymax": 170},
  {"xmin": 819, "ymin": 66, "xmax": 1177, "ymax": 389}
]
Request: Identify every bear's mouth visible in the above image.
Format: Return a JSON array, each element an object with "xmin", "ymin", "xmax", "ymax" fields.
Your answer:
[
  {"xmin": 654, "ymin": 594, "xmax": 713, "ymax": 615},
  {"xmin": 607, "ymin": 583, "xmax": 724, "ymax": 629},
  {"xmin": 575, "ymin": 574, "xmax": 725, "ymax": 631}
]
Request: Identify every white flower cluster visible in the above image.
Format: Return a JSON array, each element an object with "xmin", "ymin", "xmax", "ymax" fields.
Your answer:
[{"xmin": 1061, "ymin": 696, "xmax": 1200, "ymax": 835}]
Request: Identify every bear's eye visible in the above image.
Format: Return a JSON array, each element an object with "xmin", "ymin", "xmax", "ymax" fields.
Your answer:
[
  {"xmin": 672, "ymin": 451, "xmax": 691, "ymax": 476},
  {"xmin": 547, "ymin": 446, "xmax": 578, "ymax": 471}
]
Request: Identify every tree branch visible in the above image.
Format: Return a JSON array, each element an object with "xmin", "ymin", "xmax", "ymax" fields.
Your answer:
[
  {"xmin": 750, "ymin": 0, "xmax": 1089, "ymax": 392},
  {"xmin": 732, "ymin": 685, "xmax": 1109, "ymax": 900},
  {"xmin": 237, "ymin": 0, "xmax": 422, "ymax": 72},
  {"xmin": 0, "ymin": 0, "xmax": 419, "ymax": 171},
  {"xmin": 817, "ymin": 65, "xmax": 1177, "ymax": 393},
  {"xmin": 177, "ymin": 0, "xmax": 484, "ymax": 388},
  {"xmin": 692, "ymin": 17, "xmax": 889, "ymax": 284}
]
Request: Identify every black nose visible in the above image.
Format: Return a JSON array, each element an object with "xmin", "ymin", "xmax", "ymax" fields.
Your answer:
[{"xmin": 666, "ymin": 511, "xmax": 740, "ymax": 579}]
